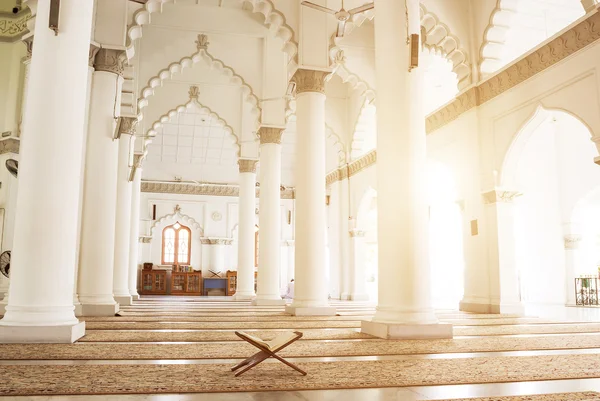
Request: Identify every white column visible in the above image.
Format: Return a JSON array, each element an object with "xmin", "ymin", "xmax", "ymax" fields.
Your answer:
[
  {"xmin": 0, "ymin": 0, "xmax": 94, "ymax": 343},
  {"xmin": 253, "ymin": 127, "xmax": 286, "ymax": 305},
  {"xmin": 361, "ymin": 0, "xmax": 452, "ymax": 339},
  {"xmin": 339, "ymin": 175, "xmax": 351, "ymax": 300},
  {"xmin": 235, "ymin": 159, "xmax": 258, "ymax": 299},
  {"xmin": 208, "ymin": 239, "xmax": 226, "ymax": 274},
  {"xmin": 113, "ymin": 133, "xmax": 135, "ymax": 306},
  {"xmin": 78, "ymin": 49, "xmax": 127, "ymax": 316},
  {"xmin": 128, "ymin": 158, "xmax": 143, "ymax": 301},
  {"xmin": 563, "ymin": 222, "xmax": 581, "ymax": 307},
  {"xmin": 286, "ymin": 240, "xmax": 295, "ymax": 282},
  {"xmin": 349, "ymin": 229, "xmax": 369, "ymax": 301},
  {"xmin": 286, "ymin": 69, "xmax": 335, "ymax": 316}
]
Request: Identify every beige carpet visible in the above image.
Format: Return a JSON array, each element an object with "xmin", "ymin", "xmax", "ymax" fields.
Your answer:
[
  {"xmin": 433, "ymin": 394, "xmax": 600, "ymax": 401},
  {"xmin": 455, "ymin": 323, "xmax": 600, "ymax": 336},
  {"xmin": 80, "ymin": 329, "xmax": 370, "ymax": 342},
  {"xmin": 7, "ymin": 333, "xmax": 600, "ymax": 359},
  {"xmin": 3, "ymin": 354, "xmax": 600, "ymax": 395}
]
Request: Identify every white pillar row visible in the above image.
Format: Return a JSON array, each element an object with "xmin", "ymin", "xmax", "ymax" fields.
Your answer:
[
  {"xmin": 361, "ymin": 0, "xmax": 452, "ymax": 339},
  {"xmin": 287, "ymin": 69, "xmax": 335, "ymax": 316},
  {"xmin": 563, "ymin": 222, "xmax": 582, "ymax": 307},
  {"xmin": 234, "ymin": 159, "xmax": 258, "ymax": 300},
  {"xmin": 253, "ymin": 127, "xmax": 286, "ymax": 306},
  {"xmin": 113, "ymin": 132, "xmax": 136, "ymax": 306},
  {"xmin": 349, "ymin": 229, "xmax": 369, "ymax": 301},
  {"xmin": 78, "ymin": 49, "xmax": 128, "ymax": 316},
  {"xmin": 128, "ymin": 156, "xmax": 143, "ymax": 301},
  {"xmin": 0, "ymin": 0, "xmax": 94, "ymax": 343},
  {"xmin": 339, "ymin": 175, "xmax": 351, "ymax": 300},
  {"xmin": 463, "ymin": 189, "xmax": 524, "ymax": 315},
  {"xmin": 0, "ymin": 149, "xmax": 19, "ymax": 307}
]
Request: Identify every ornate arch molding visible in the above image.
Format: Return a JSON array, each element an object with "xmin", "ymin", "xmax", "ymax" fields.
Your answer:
[
  {"xmin": 126, "ymin": 0, "xmax": 298, "ymax": 69},
  {"xmin": 479, "ymin": 0, "xmax": 518, "ymax": 77},
  {"xmin": 329, "ymin": 5, "xmax": 472, "ymax": 90},
  {"xmin": 138, "ymin": 35, "xmax": 261, "ymax": 130},
  {"xmin": 351, "ymin": 99, "xmax": 376, "ymax": 160},
  {"xmin": 147, "ymin": 92, "xmax": 241, "ymax": 157},
  {"xmin": 327, "ymin": 124, "xmax": 347, "ymax": 167},
  {"xmin": 150, "ymin": 210, "xmax": 204, "ymax": 237}
]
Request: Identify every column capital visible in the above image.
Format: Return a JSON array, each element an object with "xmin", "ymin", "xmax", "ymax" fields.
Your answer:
[
  {"xmin": 257, "ymin": 126, "xmax": 285, "ymax": 145},
  {"xmin": 201, "ymin": 237, "xmax": 234, "ymax": 245},
  {"xmin": 238, "ymin": 159, "xmax": 258, "ymax": 174},
  {"xmin": 23, "ymin": 36, "xmax": 34, "ymax": 61},
  {"xmin": 349, "ymin": 229, "xmax": 366, "ymax": 238},
  {"xmin": 564, "ymin": 234, "xmax": 582, "ymax": 250},
  {"xmin": 93, "ymin": 47, "xmax": 127, "ymax": 76},
  {"xmin": 482, "ymin": 188, "xmax": 522, "ymax": 204},
  {"xmin": 291, "ymin": 68, "xmax": 330, "ymax": 95},
  {"xmin": 116, "ymin": 117, "xmax": 138, "ymax": 138}
]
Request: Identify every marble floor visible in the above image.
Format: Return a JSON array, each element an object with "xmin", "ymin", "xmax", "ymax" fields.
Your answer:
[{"xmin": 3, "ymin": 298, "xmax": 600, "ymax": 401}]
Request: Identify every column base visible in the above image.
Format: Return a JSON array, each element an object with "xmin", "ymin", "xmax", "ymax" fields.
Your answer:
[
  {"xmin": 340, "ymin": 293, "xmax": 351, "ymax": 300},
  {"xmin": 74, "ymin": 303, "xmax": 83, "ymax": 317},
  {"xmin": 361, "ymin": 320, "xmax": 453, "ymax": 339},
  {"xmin": 349, "ymin": 293, "xmax": 370, "ymax": 301},
  {"xmin": 459, "ymin": 300, "xmax": 524, "ymax": 316},
  {"xmin": 233, "ymin": 293, "xmax": 256, "ymax": 301},
  {"xmin": 114, "ymin": 295, "xmax": 132, "ymax": 306},
  {"xmin": 252, "ymin": 298, "xmax": 286, "ymax": 306},
  {"xmin": 80, "ymin": 303, "xmax": 119, "ymax": 316},
  {"xmin": 285, "ymin": 305, "xmax": 336, "ymax": 316},
  {"xmin": 0, "ymin": 321, "xmax": 85, "ymax": 343},
  {"xmin": 131, "ymin": 294, "xmax": 140, "ymax": 301}
]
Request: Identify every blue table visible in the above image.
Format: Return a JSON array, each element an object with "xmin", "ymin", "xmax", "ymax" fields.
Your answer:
[{"xmin": 203, "ymin": 278, "xmax": 227, "ymax": 296}]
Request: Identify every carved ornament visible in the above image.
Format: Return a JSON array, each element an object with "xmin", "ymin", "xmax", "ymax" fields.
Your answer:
[
  {"xmin": 195, "ymin": 34, "xmax": 210, "ymax": 51},
  {"xmin": 201, "ymin": 238, "xmax": 233, "ymax": 245},
  {"xmin": 139, "ymin": 236, "xmax": 152, "ymax": 244},
  {"xmin": 426, "ymin": 11, "xmax": 600, "ymax": 134},
  {"xmin": 238, "ymin": 159, "xmax": 258, "ymax": 174},
  {"xmin": 258, "ymin": 127, "xmax": 284, "ymax": 145},
  {"xmin": 94, "ymin": 48, "xmax": 127, "ymax": 75},
  {"xmin": 0, "ymin": 12, "xmax": 31, "ymax": 43},
  {"xmin": 564, "ymin": 235, "xmax": 583, "ymax": 249},
  {"xmin": 117, "ymin": 117, "xmax": 138, "ymax": 137},
  {"xmin": 291, "ymin": 69, "xmax": 328, "ymax": 95},
  {"xmin": 482, "ymin": 189, "xmax": 523, "ymax": 205},
  {"xmin": 141, "ymin": 181, "xmax": 295, "ymax": 199},
  {"xmin": 189, "ymin": 85, "xmax": 200, "ymax": 100},
  {"xmin": 0, "ymin": 138, "xmax": 20, "ymax": 155},
  {"xmin": 349, "ymin": 229, "xmax": 366, "ymax": 238},
  {"xmin": 211, "ymin": 211, "xmax": 223, "ymax": 222}
]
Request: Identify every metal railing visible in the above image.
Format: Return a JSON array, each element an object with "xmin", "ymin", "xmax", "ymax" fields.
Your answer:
[{"xmin": 575, "ymin": 277, "xmax": 600, "ymax": 306}]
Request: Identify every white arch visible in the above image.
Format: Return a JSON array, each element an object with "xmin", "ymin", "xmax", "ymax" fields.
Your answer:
[
  {"xmin": 329, "ymin": 5, "xmax": 471, "ymax": 89},
  {"xmin": 150, "ymin": 210, "xmax": 204, "ymax": 237},
  {"xmin": 138, "ymin": 36, "xmax": 261, "ymax": 130},
  {"xmin": 126, "ymin": 0, "xmax": 298, "ymax": 69},
  {"xmin": 147, "ymin": 98, "xmax": 241, "ymax": 157},
  {"xmin": 479, "ymin": 0, "xmax": 584, "ymax": 77}
]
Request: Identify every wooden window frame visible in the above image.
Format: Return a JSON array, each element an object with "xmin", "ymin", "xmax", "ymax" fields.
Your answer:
[{"xmin": 161, "ymin": 222, "xmax": 191, "ymax": 265}]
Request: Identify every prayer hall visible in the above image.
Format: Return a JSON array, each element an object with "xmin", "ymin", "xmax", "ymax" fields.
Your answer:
[{"xmin": 3, "ymin": 0, "xmax": 600, "ymax": 399}]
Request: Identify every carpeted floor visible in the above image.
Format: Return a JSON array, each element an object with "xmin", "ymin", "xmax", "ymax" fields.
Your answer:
[
  {"xmin": 433, "ymin": 394, "xmax": 600, "ymax": 401},
  {"xmin": 9, "ymin": 332, "xmax": 600, "ymax": 360},
  {"xmin": 3, "ymin": 354, "xmax": 600, "ymax": 395}
]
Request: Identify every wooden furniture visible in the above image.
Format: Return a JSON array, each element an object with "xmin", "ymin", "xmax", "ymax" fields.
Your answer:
[
  {"xmin": 140, "ymin": 270, "xmax": 167, "ymax": 295},
  {"xmin": 254, "ymin": 271, "xmax": 258, "ymax": 292},
  {"xmin": 226, "ymin": 270, "xmax": 237, "ymax": 296},
  {"xmin": 203, "ymin": 278, "xmax": 227, "ymax": 296},
  {"xmin": 171, "ymin": 271, "xmax": 202, "ymax": 296},
  {"xmin": 231, "ymin": 331, "xmax": 306, "ymax": 377}
]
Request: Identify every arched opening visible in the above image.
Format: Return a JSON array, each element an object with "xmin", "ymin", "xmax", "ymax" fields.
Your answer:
[
  {"xmin": 427, "ymin": 161, "xmax": 465, "ymax": 309},
  {"xmin": 161, "ymin": 222, "xmax": 192, "ymax": 266},
  {"xmin": 503, "ymin": 108, "xmax": 600, "ymax": 307},
  {"xmin": 422, "ymin": 48, "xmax": 459, "ymax": 115}
]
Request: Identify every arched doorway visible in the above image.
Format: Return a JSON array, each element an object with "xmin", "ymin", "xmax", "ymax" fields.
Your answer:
[{"xmin": 502, "ymin": 107, "xmax": 600, "ymax": 306}]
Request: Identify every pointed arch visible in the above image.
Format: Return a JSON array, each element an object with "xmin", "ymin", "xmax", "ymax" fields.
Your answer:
[
  {"xmin": 147, "ymin": 98, "xmax": 241, "ymax": 157},
  {"xmin": 126, "ymin": 0, "xmax": 298, "ymax": 71},
  {"xmin": 138, "ymin": 39, "xmax": 261, "ymax": 130},
  {"xmin": 151, "ymin": 210, "xmax": 204, "ymax": 237}
]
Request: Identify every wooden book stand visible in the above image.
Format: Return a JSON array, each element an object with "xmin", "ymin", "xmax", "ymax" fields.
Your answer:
[{"xmin": 231, "ymin": 331, "xmax": 307, "ymax": 377}]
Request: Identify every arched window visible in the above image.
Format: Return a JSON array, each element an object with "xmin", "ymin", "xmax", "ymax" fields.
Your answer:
[{"xmin": 162, "ymin": 222, "xmax": 191, "ymax": 265}]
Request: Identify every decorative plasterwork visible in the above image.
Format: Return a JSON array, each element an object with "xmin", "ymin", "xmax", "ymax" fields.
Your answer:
[
  {"xmin": 139, "ymin": 236, "xmax": 152, "ymax": 244},
  {"xmin": 482, "ymin": 189, "xmax": 523, "ymax": 204},
  {"xmin": 201, "ymin": 237, "xmax": 234, "ymax": 245},
  {"xmin": 238, "ymin": 159, "xmax": 258, "ymax": 174},
  {"xmin": 117, "ymin": 117, "xmax": 139, "ymax": 137},
  {"xmin": 146, "ymin": 88, "xmax": 240, "ymax": 156},
  {"xmin": 211, "ymin": 211, "xmax": 223, "ymax": 222},
  {"xmin": 427, "ymin": 11, "xmax": 600, "ymax": 134},
  {"xmin": 333, "ymin": 62, "xmax": 376, "ymax": 105},
  {"xmin": 325, "ymin": 150, "xmax": 376, "ymax": 187},
  {"xmin": 328, "ymin": 5, "xmax": 471, "ymax": 89},
  {"xmin": 141, "ymin": 181, "xmax": 295, "ymax": 199},
  {"xmin": 0, "ymin": 11, "xmax": 31, "ymax": 43},
  {"xmin": 138, "ymin": 34, "xmax": 261, "ymax": 129},
  {"xmin": 0, "ymin": 138, "xmax": 20, "ymax": 155},
  {"xmin": 94, "ymin": 48, "xmax": 127, "ymax": 76},
  {"xmin": 564, "ymin": 234, "xmax": 583, "ymax": 249},
  {"xmin": 349, "ymin": 229, "xmax": 366, "ymax": 238},
  {"xmin": 258, "ymin": 126, "xmax": 284, "ymax": 145},
  {"xmin": 125, "ymin": 0, "xmax": 298, "ymax": 74},
  {"xmin": 326, "ymin": 124, "xmax": 347, "ymax": 167},
  {"xmin": 291, "ymin": 69, "xmax": 329, "ymax": 95},
  {"xmin": 149, "ymin": 210, "xmax": 204, "ymax": 237}
]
